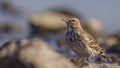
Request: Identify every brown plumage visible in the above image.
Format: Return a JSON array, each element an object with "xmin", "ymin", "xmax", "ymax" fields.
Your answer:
[{"xmin": 62, "ymin": 17, "xmax": 112, "ymax": 63}]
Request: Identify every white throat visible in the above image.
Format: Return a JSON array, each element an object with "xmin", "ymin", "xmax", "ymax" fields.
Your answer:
[{"xmin": 67, "ymin": 26, "xmax": 74, "ymax": 32}]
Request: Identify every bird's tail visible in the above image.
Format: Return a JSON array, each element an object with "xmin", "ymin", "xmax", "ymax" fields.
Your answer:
[{"xmin": 101, "ymin": 53, "xmax": 112, "ymax": 62}]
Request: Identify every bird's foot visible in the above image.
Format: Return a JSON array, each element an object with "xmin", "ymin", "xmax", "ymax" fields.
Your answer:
[{"xmin": 71, "ymin": 57, "xmax": 89, "ymax": 67}]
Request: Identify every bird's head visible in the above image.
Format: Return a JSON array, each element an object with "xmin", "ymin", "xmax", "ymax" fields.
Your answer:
[
  {"xmin": 61, "ymin": 17, "xmax": 82, "ymax": 30},
  {"xmin": 62, "ymin": 18, "xmax": 80, "ymax": 26}
]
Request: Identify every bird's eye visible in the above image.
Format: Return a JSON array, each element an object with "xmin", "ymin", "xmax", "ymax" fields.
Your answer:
[{"xmin": 72, "ymin": 20, "xmax": 75, "ymax": 22}]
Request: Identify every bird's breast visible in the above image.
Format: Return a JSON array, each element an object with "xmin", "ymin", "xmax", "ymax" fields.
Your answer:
[{"xmin": 66, "ymin": 31, "xmax": 85, "ymax": 54}]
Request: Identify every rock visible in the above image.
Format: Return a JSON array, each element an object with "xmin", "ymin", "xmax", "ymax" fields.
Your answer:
[
  {"xmin": 107, "ymin": 31, "xmax": 120, "ymax": 54},
  {"xmin": 82, "ymin": 63, "xmax": 120, "ymax": 68},
  {"xmin": 29, "ymin": 8, "xmax": 84, "ymax": 34},
  {"xmin": 0, "ymin": 38, "xmax": 77, "ymax": 68},
  {"xmin": 84, "ymin": 18, "xmax": 106, "ymax": 37},
  {"xmin": 107, "ymin": 44, "xmax": 120, "ymax": 54},
  {"xmin": 0, "ymin": 39, "xmax": 28, "ymax": 68},
  {"xmin": 0, "ymin": 0, "xmax": 23, "ymax": 16},
  {"xmin": 105, "ymin": 36, "xmax": 119, "ymax": 49},
  {"xmin": 115, "ymin": 31, "xmax": 120, "ymax": 40},
  {"xmin": 110, "ymin": 56, "xmax": 120, "ymax": 63},
  {"xmin": 0, "ymin": 23, "xmax": 21, "ymax": 33},
  {"xmin": 0, "ymin": 0, "xmax": 11, "ymax": 12},
  {"xmin": 71, "ymin": 58, "xmax": 120, "ymax": 68},
  {"xmin": 0, "ymin": 38, "xmax": 120, "ymax": 68},
  {"xmin": 30, "ymin": 12, "xmax": 67, "ymax": 33}
]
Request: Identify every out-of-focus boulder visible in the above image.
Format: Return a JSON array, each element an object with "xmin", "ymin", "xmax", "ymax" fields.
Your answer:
[
  {"xmin": 29, "ymin": 8, "xmax": 84, "ymax": 35},
  {"xmin": 107, "ymin": 44, "xmax": 120, "ymax": 54},
  {"xmin": 105, "ymin": 36, "xmax": 119, "ymax": 49},
  {"xmin": 82, "ymin": 63, "xmax": 120, "ymax": 68},
  {"xmin": 0, "ymin": 38, "xmax": 77, "ymax": 68},
  {"xmin": 0, "ymin": 23, "xmax": 21, "ymax": 33},
  {"xmin": 71, "ymin": 58, "xmax": 120, "ymax": 68},
  {"xmin": 0, "ymin": 0, "xmax": 23, "ymax": 16},
  {"xmin": 107, "ymin": 31, "xmax": 120, "ymax": 54},
  {"xmin": 30, "ymin": 12, "xmax": 67, "ymax": 33},
  {"xmin": 0, "ymin": 38, "xmax": 28, "ymax": 68},
  {"xmin": 84, "ymin": 18, "xmax": 106, "ymax": 37}
]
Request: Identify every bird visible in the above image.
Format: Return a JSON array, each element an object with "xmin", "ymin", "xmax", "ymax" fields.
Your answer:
[{"xmin": 61, "ymin": 17, "xmax": 112, "ymax": 63}]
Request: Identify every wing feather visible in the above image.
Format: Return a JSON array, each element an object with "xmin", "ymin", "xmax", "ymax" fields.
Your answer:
[{"xmin": 81, "ymin": 31, "xmax": 103, "ymax": 51}]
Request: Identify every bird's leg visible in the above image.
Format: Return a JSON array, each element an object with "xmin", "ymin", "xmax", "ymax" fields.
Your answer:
[
  {"xmin": 79, "ymin": 57, "xmax": 83, "ymax": 62},
  {"xmin": 79, "ymin": 57, "xmax": 89, "ymax": 65},
  {"xmin": 71, "ymin": 57, "xmax": 88, "ymax": 67}
]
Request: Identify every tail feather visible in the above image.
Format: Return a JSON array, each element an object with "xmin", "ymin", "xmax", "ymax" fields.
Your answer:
[{"xmin": 101, "ymin": 53, "xmax": 112, "ymax": 62}]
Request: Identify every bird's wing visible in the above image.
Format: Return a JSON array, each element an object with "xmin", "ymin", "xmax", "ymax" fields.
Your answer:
[{"xmin": 81, "ymin": 31, "xmax": 103, "ymax": 51}]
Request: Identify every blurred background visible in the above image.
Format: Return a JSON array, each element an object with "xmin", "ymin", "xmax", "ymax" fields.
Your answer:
[
  {"xmin": 0, "ymin": 0, "xmax": 120, "ymax": 65},
  {"xmin": 13, "ymin": 0, "xmax": 120, "ymax": 34}
]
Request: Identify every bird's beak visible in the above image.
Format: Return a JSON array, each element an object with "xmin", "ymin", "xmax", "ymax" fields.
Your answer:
[{"xmin": 61, "ymin": 18, "xmax": 69, "ymax": 23}]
